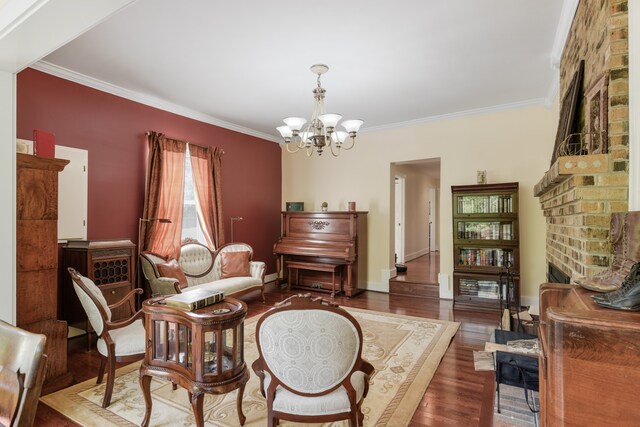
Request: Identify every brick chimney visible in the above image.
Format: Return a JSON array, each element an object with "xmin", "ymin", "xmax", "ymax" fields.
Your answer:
[{"xmin": 535, "ymin": 0, "xmax": 629, "ymax": 281}]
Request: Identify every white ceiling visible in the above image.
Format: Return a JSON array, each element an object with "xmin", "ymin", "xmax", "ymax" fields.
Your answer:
[{"xmin": 39, "ymin": 0, "xmax": 566, "ymax": 142}]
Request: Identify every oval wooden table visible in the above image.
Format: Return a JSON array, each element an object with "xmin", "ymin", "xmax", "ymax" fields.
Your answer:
[{"xmin": 139, "ymin": 296, "xmax": 249, "ymax": 427}]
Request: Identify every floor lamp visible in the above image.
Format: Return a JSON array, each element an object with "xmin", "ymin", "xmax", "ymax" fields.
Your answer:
[
  {"xmin": 230, "ymin": 216, "xmax": 243, "ymax": 243},
  {"xmin": 137, "ymin": 217, "xmax": 171, "ymax": 301}
]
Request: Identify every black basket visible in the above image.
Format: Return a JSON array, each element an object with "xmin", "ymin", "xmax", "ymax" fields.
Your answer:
[{"xmin": 495, "ymin": 329, "xmax": 539, "ymax": 414}]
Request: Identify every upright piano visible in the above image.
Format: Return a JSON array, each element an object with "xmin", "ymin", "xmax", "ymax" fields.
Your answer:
[
  {"xmin": 273, "ymin": 211, "xmax": 367, "ymax": 297},
  {"xmin": 539, "ymin": 283, "xmax": 640, "ymax": 426}
]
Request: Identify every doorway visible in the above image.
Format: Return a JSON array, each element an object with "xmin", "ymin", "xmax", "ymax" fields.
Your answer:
[{"xmin": 390, "ymin": 159, "xmax": 441, "ymax": 298}]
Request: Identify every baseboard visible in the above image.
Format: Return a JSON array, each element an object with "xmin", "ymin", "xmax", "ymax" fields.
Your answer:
[
  {"xmin": 365, "ymin": 269, "xmax": 394, "ymax": 293},
  {"xmin": 521, "ymin": 295, "xmax": 539, "ymax": 309},
  {"xmin": 404, "ymin": 248, "xmax": 429, "ymax": 262},
  {"xmin": 381, "ymin": 267, "xmax": 396, "ymax": 282},
  {"xmin": 438, "ymin": 273, "xmax": 453, "ymax": 299},
  {"xmin": 365, "ymin": 281, "xmax": 389, "ymax": 293}
]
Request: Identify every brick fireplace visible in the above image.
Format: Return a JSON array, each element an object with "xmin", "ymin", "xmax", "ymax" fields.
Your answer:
[{"xmin": 535, "ymin": 0, "xmax": 629, "ymax": 282}]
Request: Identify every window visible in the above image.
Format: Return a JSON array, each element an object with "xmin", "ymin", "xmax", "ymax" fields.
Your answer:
[{"xmin": 181, "ymin": 145, "xmax": 207, "ymax": 244}]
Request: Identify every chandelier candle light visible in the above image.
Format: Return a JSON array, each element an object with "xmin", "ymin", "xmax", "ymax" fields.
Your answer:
[{"xmin": 277, "ymin": 64, "xmax": 363, "ymax": 157}]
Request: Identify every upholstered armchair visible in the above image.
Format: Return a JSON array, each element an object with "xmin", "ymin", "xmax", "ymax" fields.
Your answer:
[
  {"xmin": 0, "ymin": 320, "xmax": 47, "ymax": 427},
  {"xmin": 252, "ymin": 294, "xmax": 375, "ymax": 427},
  {"xmin": 68, "ymin": 268, "xmax": 146, "ymax": 408}
]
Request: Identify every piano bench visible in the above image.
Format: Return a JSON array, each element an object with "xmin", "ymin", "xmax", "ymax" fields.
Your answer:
[{"xmin": 285, "ymin": 260, "xmax": 346, "ymax": 297}]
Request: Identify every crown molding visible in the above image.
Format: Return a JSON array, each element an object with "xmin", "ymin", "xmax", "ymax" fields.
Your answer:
[
  {"xmin": 362, "ymin": 98, "xmax": 546, "ymax": 134},
  {"xmin": 31, "ymin": 60, "xmax": 558, "ymax": 141},
  {"xmin": 550, "ymin": 0, "xmax": 579, "ymax": 70},
  {"xmin": 543, "ymin": 0, "xmax": 576, "ymax": 109},
  {"xmin": 30, "ymin": 60, "xmax": 280, "ymax": 143},
  {"xmin": 544, "ymin": 71, "xmax": 560, "ymax": 108}
]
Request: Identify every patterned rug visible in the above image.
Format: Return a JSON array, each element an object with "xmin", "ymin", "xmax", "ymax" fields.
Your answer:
[{"xmin": 41, "ymin": 308, "xmax": 459, "ymax": 427}]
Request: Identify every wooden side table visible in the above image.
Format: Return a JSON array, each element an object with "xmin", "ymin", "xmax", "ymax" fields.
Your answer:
[{"xmin": 140, "ymin": 297, "xmax": 249, "ymax": 427}]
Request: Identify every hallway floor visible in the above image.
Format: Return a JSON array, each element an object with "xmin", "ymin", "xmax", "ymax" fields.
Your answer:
[{"xmin": 394, "ymin": 252, "xmax": 440, "ymax": 284}]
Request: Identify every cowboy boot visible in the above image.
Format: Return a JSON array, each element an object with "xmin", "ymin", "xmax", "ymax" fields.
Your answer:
[
  {"xmin": 580, "ymin": 258, "xmax": 635, "ymax": 294},
  {"xmin": 575, "ymin": 212, "xmax": 627, "ymax": 292},
  {"xmin": 593, "ymin": 261, "xmax": 640, "ymax": 302},
  {"xmin": 623, "ymin": 211, "xmax": 640, "ymax": 262}
]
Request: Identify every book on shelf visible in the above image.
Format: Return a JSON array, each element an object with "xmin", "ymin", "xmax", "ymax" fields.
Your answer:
[{"xmin": 164, "ymin": 289, "xmax": 224, "ymax": 311}]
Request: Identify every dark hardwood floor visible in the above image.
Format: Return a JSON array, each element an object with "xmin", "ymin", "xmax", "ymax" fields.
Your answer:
[
  {"xmin": 393, "ymin": 252, "xmax": 440, "ymax": 284},
  {"xmin": 36, "ymin": 283, "xmax": 498, "ymax": 426}
]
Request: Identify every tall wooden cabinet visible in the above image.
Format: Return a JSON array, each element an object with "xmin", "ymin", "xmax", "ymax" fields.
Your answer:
[
  {"xmin": 451, "ymin": 182, "xmax": 520, "ymax": 311},
  {"xmin": 16, "ymin": 153, "xmax": 73, "ymax": 392}
]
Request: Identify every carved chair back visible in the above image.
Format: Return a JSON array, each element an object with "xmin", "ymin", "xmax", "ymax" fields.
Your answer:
[
  {"xmin": 255, "ymin": 294, "xmax": 363, "ymax": 396},
  {"xmin": 0, "ymin": 320, "xmax": 47, "ymax": 427}
]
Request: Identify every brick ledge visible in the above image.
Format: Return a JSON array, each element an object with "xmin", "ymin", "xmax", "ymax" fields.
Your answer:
[{"xmin": 534, "ymin": 154, "xmax": 609, "ymax": 197}]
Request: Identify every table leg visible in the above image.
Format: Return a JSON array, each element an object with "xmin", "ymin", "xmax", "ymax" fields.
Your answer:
[
  {"xmin": 139, "ymin": 374, "xmax": 152, "ymax": 427},
  {"xmin": 189, "ymin": 391, "xmax": 205, "ymax": 427},
  {"xmin": 237, "ymin": 383, "xmax": 247, "ymax": 425}
]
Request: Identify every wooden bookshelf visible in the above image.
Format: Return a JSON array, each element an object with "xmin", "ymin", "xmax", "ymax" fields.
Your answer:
[{"xmin": 451, "ymin": 182, "xmax": 520, "ymax": 312}]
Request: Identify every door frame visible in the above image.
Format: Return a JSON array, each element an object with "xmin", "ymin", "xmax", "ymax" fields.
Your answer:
[
  {"xmin": 428, "ymin": 187, "xmax": 437, "ymax": 252},
  {"xmin": 395, "ymin": 174, "xmax": 406, "ymax": 264}
]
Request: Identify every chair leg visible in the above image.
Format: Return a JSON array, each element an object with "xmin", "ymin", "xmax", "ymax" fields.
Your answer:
[
  {"xmin": 97, "ymin": 356, "xmax": 106, "ymax": 384},
  {"xmin": 102, "ymin": 356, "xmax": 115, "ymax": 408},
  {"xmin": 267, "ymin": 409, "xmax": 275, "ymax": 427}
]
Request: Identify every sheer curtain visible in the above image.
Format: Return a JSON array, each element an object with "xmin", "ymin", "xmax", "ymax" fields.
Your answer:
[
  {"xmin": 141, "ymin": 132, "xmax": 187, "ymax": 260},
  {"xmin": 189, "ymin": 143, "xmax": 225, "ymax": 249}
]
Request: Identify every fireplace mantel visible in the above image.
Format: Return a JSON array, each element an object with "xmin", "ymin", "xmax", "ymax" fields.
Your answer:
[
  {"xmin": 535, "ymin": 152, "xmax": 627, "ymax": 281},
  {"xmin": 534, "ymin": 154, "xmax": 609, "ymax": 197}
]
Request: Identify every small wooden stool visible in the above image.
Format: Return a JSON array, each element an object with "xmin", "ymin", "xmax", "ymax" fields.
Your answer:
[{"xmin": 285, "ymin": 260, "xmax": 346, "ymax": 297}]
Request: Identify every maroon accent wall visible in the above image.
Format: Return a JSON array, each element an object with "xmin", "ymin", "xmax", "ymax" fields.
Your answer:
[{"xmin": 17, "ymin": 68, "xmax": 281, "ymax": 273}]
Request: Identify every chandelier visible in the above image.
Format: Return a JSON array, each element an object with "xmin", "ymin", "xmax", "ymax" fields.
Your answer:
[{"xmin": 276, "ymin": 64, "xmax": 363, "ymax": 157}]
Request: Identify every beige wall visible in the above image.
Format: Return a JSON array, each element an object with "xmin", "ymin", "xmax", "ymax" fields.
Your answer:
[{"xmin": 282, "ymin": 104, "xmax": 558, "ymax": 302}]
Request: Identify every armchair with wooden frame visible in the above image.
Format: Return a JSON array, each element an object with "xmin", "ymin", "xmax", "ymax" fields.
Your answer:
[
  {"xmin": 68, "ymin": 267, "xmax": 146, "ymax": 408},
  {"xmin": 252, "ymin": 294, "xmax": 375, "ymax": 427},
  {"xmin": 0, "ymin": 320, "xmax": 47, "ymax": 427}
]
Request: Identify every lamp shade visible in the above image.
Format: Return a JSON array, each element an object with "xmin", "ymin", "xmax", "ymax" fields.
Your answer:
[
  {"xmin": 341, "ymin": 119, "xmax": 364, "ymax": 133},
  {"xmin": 283, "ymin": 117, "xmax": 307, "ymax": 131},
  {"xmin": 332, "ymin": 131, "xmax": 348, "ymax": 144},
  {"xmin": 318, "ymin": 113, "xmax": 342, "ymax": 128},
  {"xmin": 276, "ymin": 126, "xmax": 293, "ymax": 138}
]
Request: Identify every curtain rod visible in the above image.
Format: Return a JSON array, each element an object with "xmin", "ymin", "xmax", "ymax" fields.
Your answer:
[{"xmin": 145, "ymin": 131, "xmax": 224, "ymax": 154}]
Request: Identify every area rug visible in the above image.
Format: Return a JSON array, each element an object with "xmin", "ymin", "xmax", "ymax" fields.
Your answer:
[{"xmin": 41, "ymin": 308, "xmax": 459, "ymax": 427}]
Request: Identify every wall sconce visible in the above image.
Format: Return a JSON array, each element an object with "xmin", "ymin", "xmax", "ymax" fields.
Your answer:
[{"xmin": 230, "ymin": 216, "xmax": 243, "ymax": 243}]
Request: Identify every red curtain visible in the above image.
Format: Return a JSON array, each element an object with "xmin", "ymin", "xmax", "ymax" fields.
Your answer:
[
  {"xmin": 141, "ymin": 132, "xmax": 187, "ymax": 259},
  {"xmin": 189, "ymin": 144, "xmax": 225, "ymax": 249}
]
